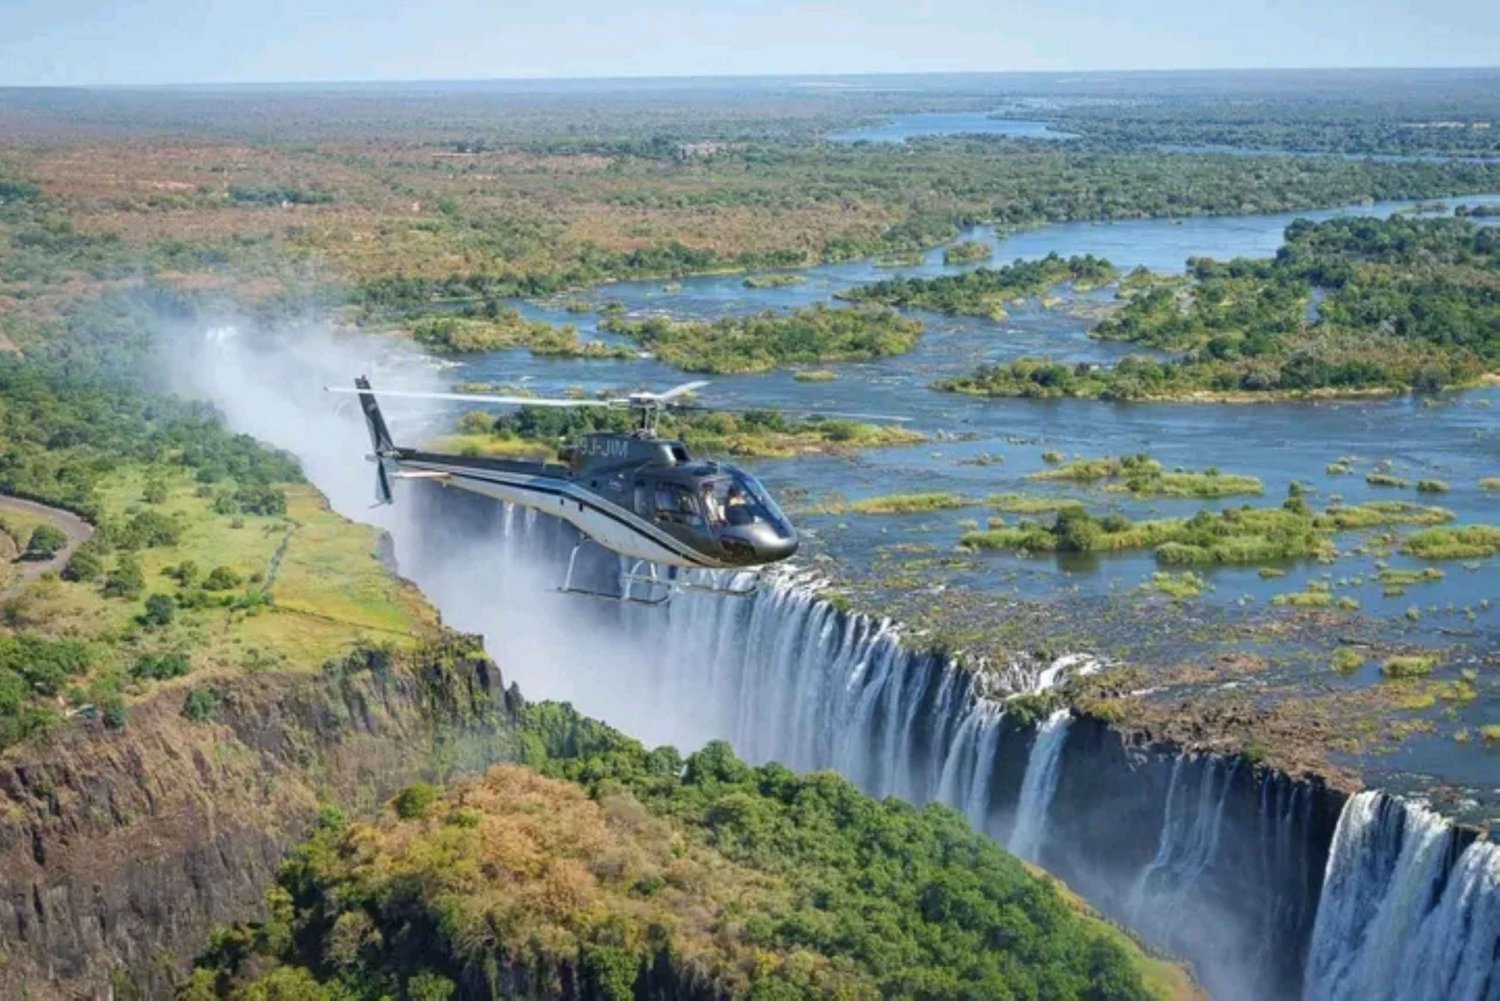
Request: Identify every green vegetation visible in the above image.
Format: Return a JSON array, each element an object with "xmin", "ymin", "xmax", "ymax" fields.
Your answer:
[
  {"xmin": 942, "ymin": 239, "xmax": 993, "ymax": 265},
  {"xmin": 1271, "ymin": 585, "xmax": 1358, "ymax": 610},
  {"xmin": 1052, "ymin": 86, "xmax": 1500, "ymax": 159},
  {"xmin": 938, "ymin": 217, "xmax": 1500, "ymax": 400},
  {"xmin": 1332, "ymin": 647, "xmax": 1365, "ymax": 673},
  {"xmin": 601, "ymin": 304, "xmax": 923, "ymax": 373},
  {"xmin": 191, "ymin": 718, "xmax": 1172, "ymax": 1001},
  {"xmin": 1029, "ymin": 453, "xmax": 1263, "ymax": 498},
  {"xmin": 1366, "ymin": 473, "xmax": 1412, "ymax": 488},
  {"xmin": 1382, "ymin": 654, "xmax": 1441, "ymax": 679},
  {"xmin": 986, "ymin": 492, "xmax": 1087, "ymax": 514},
  {"xmin": 743, "ymin": 273, "xmax": 806, "ymax": 288},
  {"xmin": 1416, "ymin": 479, "xmax": 1450, "ymax": 493},
  {"xmin": 841, "ymin": 492, "xmax": 971, "ymax": 515},
  {"xmin": 409, "ymin": 309, "xmax": 633, "ymax": 358},
  {"xmin": 0, "ymin": 326, "xmax": 437, "ymax": 751},
  {"xmin": 1480, "ymin": 477, "xmax": 1500, "ymax": 490},
  {"xmin": 466, "ymin": 402, "xmax": 924, "ymax": 460},
  {"xmin": 792, "ymin": 368, "xmax": 838, "ymax": 382},
  {"xmin": 1376, "ymin": 567, "xmax": 1445, "ymax": 586},
  {"xmin": 1142, "ymin": 571, "xmax": 1209, "ymax": 600},
  {"xmin": 1403, "ymin": 524, "xmax": 1500, "ymax": 559},
  {"xmin": 958, "ymin": 500, "xmax": 1451, "ymax": 566},
  {"xmin": 23, "ymin": 524, "xmax": 68, "ymax": 559},
  {"xmin": 843, "ymin": 252, "xmax": 1116, "ymax": 318}
]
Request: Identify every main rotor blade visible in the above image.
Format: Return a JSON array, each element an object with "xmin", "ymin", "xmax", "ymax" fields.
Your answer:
[
  {"xmin": 325, "ymin": 387, "xmax": 615, "ymax": 408},
  {"xmin": 648, "ymin": 379, "xmax": 711, "ymax": 402},
  {"xmin": 676, "ymin": 402, "xmax": 912, "ymax": 423}
]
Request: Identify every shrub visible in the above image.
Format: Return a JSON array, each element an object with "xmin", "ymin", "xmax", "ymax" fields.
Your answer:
[
  {"xmin": 62, "ymin": 540, "xmax": 107, "ymax": 582},
  {"xmin": 1416, "ymin": 479, "xmax": 1449, "ymax": 493},
  {"xmin": 102, "ymin": 554, "xmax": 145, "ymax": 599},
  {"xmin": 100, "ymin": 695, "xmax": 127, "ymax": 730},
  {"xmin": 203, "ymin": 565, "xmax": 244, "ymax": 591},
  {"xmin": 1331, "ymin": 647, "xmax": 1364, "ymax": 673},
  {"xmin": 1382, "ymin": 655, "xmax": 1440, "ymax": 680},
  {"xmin": 142, "ymin": 593, "xmax": 175, "ymax": 627},
  {"xmin": 24, "ymin": 525, "xmax": 68, "ymax": 560},
  {"xmin": 393, "ymin": 782, "xmax": 440, "ymax": 820},
  {"xmin": 131, "ymin": 652, "xmax": 190, "ymax": 681},
  {"xmin": 181, "ymin": 684, "xmax": 223, "ymax": 722},
  {"xmin": 116, "ymin": 510, "xmax": 182, "ymax": 549}
]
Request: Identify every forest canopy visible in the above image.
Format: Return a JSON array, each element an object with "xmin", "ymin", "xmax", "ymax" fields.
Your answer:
[{"xmin": 188, "ymin": 706, "xmax": 1167, "ymax": 1001}]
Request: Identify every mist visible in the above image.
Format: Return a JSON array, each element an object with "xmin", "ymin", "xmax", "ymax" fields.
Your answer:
[{"xmin": 158, "ymin": 318, "xmax": 725, "ymax": 746}]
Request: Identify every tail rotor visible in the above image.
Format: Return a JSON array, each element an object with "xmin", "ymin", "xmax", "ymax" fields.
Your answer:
[{"xmin": 354, "ymin": 376, "xmax": 398, "ymax": 505}]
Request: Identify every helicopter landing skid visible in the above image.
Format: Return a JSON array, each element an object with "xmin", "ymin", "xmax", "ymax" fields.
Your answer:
[
  {"xmin": 555, "ymin": 540, "xmax": 760, "ymax": 606},
  {"xmin": 556, "ymin": 542, "xmax": 672, "ymax": 606}
]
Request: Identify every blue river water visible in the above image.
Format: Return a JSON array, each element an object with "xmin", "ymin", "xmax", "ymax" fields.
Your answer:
[
  {"xmin": 425, "ymin": 193, "xmax": 1500, "ymax": 801},
  {"xmin": 826, "ymin": 113, "xmax": 1078, "ymax": 143}
]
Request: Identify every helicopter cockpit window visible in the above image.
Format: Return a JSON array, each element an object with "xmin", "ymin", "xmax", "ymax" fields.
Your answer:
[
  {"xmin": 654, "ymin": 484, "xmax": 702, "ymax": 527},
  {"xmin": 701, "ymin": 471, "xmax": 790, "ymax": 534}
]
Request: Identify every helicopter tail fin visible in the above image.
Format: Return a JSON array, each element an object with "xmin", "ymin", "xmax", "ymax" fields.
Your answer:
[{"xmin": 354, "ymin": 376, "xmax": 397, "ymax": 505}]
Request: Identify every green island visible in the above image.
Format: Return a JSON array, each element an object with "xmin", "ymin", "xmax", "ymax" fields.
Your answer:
[
  {"xmin": 841, "ymin": 253, "xmax": 1118, "ymax": 318},
  {"xmin": 1403, "ymin": 524, "xmax": 1500, "ymax": 559},
  {"xmin": 1029, "ymin": 454, "xmax": 1264, "ymax": 498},
  {"xmin": 937, "ymin": 216, "xmax": 1500, "ymax": 400},
  {"xmin": 959, "ymin": 498, "xmax": 1458, "ymax": 565},
  {"xmin": 409, "ymin": 308, "xmax": 635, "ymax": 358},
  {"xmin": 599, "ymin": 304, "xmax": 924, "ymax": 373},
  {"xmin": 187, "ymin": 720, "xmax": 1182, "ymax": 1001},
  {"xmin": 942, "ymin": 239, "xmax": 994, "ymax": 265},
  {"xmin": 743, "ymin": 273, "xmax": 807, "ymax": 288},
  {"xmin": 437, "ymin": 403, "xmax": 925, "ymax": 461}
]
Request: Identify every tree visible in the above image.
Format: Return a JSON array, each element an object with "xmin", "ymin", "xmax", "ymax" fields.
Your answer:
[
  {"xmin": 142, "ymin": 593, "xmax": 175, "ymax": 628},
  {"xmin": 103, "ymin": 554, "xmax": 145, "ymax": 599},
  {"xmin": 203, "ymin": 565, "xmax": 243, "ymax": 591},
  {"xmin": 62, "ymin": 540, "xmax": 105, "ymax": 581},
  {"xmin": 24, "ymin": 525, "xmax": 68, "ymax": 560}
]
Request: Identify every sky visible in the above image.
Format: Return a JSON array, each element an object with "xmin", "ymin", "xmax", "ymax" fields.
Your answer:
[{"xmin": 0, "ymin": 0, "xmax": 1494, "ymax": 86}]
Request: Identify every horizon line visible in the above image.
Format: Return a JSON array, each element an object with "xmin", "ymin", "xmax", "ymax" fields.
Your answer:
[{"xmin": 4, "ymin": 63, "xmax": 1499, "ymax": 91}]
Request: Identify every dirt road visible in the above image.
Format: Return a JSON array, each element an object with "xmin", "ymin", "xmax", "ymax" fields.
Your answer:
[{"xmin": 0, "ymin": 494, "xmax": 94, "ymax": 598}]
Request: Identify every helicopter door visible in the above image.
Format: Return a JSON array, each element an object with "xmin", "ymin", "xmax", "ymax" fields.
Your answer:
[{"xmin": 651, "ymin": 482, "xmax": 703, "ymax": 528}]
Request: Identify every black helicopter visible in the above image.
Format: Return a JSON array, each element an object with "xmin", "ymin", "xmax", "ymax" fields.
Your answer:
[{"xmin": 331, "ymin": 377, "xmax": 904, "ymax": 604}]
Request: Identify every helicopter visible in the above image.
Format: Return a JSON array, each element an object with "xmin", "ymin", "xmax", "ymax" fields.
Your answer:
[{"xmin": 329, "ymin": 376, "xmax": 906, "ymax": 605}]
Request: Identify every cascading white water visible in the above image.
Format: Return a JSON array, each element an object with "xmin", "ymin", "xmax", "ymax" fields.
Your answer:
[
  {"xmin": 1126, "ymin": 757, "xmax": 1239, "ymax": 947},
  {"xmin": 1007, "ymin": 709, "xmax": 1072, "ymax": 862},
  {"xmin": 1304, "ymin": 791, "xmax": 1500, "ymax": 1001}
]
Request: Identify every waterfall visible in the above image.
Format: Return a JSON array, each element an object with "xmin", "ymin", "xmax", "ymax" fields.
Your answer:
[
  {"xmin": 1007, "ymin": 709, "xmax": 1072, "ymax": 863},
  {"xmin": 1304, "ymin": 791, "xmax": 1500, "ymax": 1001},
  {"xmin": 1125, "ymin": 757, "xmax": 1240, "ymax": 956}
]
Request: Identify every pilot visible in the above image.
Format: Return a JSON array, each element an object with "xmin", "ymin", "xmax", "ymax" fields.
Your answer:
[{"xmin": 724, "ymin": 485, "xmax": 753, "ymax": 526}]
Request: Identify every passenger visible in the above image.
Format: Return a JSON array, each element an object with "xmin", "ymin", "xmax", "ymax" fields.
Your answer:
[{"xmin": 703, "ymin": 485, "xmax": 725, "ymax": 526}]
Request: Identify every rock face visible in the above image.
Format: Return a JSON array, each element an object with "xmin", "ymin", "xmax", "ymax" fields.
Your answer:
[
  {"xmin": 1036, "ymin": 717, "xmax": 1348, "ymax": 1000},
  {"xmin": 0, "ymin": 640, "xmax": 521, "ymax": 1000}
]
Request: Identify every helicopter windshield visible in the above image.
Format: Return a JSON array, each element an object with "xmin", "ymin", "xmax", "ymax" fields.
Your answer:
[{"xmin": 700, "ymin": 468, "xmax": 791, "ymax": 536}]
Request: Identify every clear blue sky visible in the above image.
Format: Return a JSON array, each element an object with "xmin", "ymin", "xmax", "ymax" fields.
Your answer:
[{"xmin": 1, "ymin": 0, "xmax": 1494, "ymax": 86}]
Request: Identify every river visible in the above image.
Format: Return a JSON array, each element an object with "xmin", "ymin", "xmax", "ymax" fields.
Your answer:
[{"xmin": 420, "ymin": 193, "xmax": 1500, "ymax": 815}]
